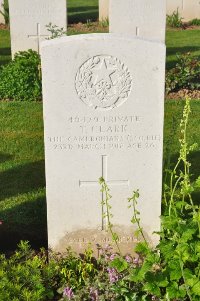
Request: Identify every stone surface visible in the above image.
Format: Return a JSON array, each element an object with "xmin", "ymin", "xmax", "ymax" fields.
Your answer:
[
  {"xmin": 41, "ymin": 34, "xmax": 165, "ymax": 255},
  {"xmin": 109, "ymin": 0, "xmax": 166, "ymax": 43},
  {"xmin": 167, "ymin": 0, "xmax": 200, "ymax": 21},
  {"xmin": 99, "ymin": 0, "xmax": 109, "ymax": 21},
  {"xmin": 9, "ymin": 0, "xmax": 67, "ymax": 57},
  {"xmin": 0, "ymin": 0, "xmax": 5, "ymax": 24}
]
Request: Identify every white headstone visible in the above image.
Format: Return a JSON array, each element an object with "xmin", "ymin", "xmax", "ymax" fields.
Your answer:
[
  {"xmin": 167, "ymin": 0, "xmax": 200, "ymax": 21},
  {"xmin": 0, "ymin": 0, "xmax": 5, "ymax": 24},
  {"xmin": 167, "ymin": 0, "xmax": 183, "ymax": 15},
  {"xmin": 110, "ymin": 0, "xmax": 166, "ymax": 43},
  {"xmin": 9, "ymin": 0, "xmax": 67, "ymax": 57},
  {"xmin": 41, "ymin": 34, "xmax": 165, "ymax": 254},
  {"xmin": 99, "ymin": 0, "xmax": 109, "ymax": 21}
]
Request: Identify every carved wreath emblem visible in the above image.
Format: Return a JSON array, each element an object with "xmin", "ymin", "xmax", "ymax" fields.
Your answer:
[{"xmin": 75, "ymin": 55, "xmax": 132, "ymax": 109}]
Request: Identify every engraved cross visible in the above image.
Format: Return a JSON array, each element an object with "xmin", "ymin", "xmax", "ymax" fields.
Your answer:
[
  {"xmin": 28, "ymin": 23, "xmax": 49, "ymax": 53},
  {"xmin": 79, "ymin": 155, "xmax": 129, "ymax": 230}
]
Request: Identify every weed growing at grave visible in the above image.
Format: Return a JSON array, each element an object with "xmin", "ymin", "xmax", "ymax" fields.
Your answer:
[
  {"xmin": 99, "ymin": 177, "xmax": 121, "ymax": 255},
  {"xmin": 99, "ymin": 18, "xmax": 109, "ymax": 28},
  {"xmin": 86, "ymin": 19, "xmax": 93, "ymax": 28},
  {"xmin": 98, "ymin": 98, "xmax": 200, "ymax": 300},
  {"xmin": 0, "ymin": 50, "xmax": 42, "ymax": 101},
  {"xmin": 166, "ymin": 52, "xmax": 200, "ymax": 94},
  {"xmin": 46, "ymin": 23, "xmax": 67, "ymax": 39},
  {"xmin": 166, "ymin": 10, "xmax": 183, "ymax": 28}
]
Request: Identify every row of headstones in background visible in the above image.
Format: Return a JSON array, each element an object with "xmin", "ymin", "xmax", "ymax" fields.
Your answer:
[
  {"xmin": 0, "ymin": 0, "xmax": 5, "ymax": 24},
  {"xmin": 9, "ymin": 0, "xmax": 165, "ymax": 58},
  {"xmin": 9, "ymin": 0, "xmax": 67, "ymax": 57},
  {"xmin": 41, "ymin": 1, "xmax": 166, "ymax": 253},
  {"xmin": 102, "ymin": 0, "xmax": 200, "ymax": 23},
  {"xmin": 110, "ymin": 0, "xmax": 166, "ymax": 43}
]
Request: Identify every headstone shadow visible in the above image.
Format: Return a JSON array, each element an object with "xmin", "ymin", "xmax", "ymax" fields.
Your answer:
[
  {"xmin": 0, "ymin": 160, "xmax": 45, "ymax": 201},
  {"xmin": 0, "ymin": 47, "xmax": 11, "ymax": 66},
  {"xmin": 0, "ymin": 195, "xmax": 47, "ymax": 253},
  {"xmin": 0, "ymin": 157, "xmax": 47, "ymax": 252},
  {"xmin": 0, "ymin": 47, "xmax": 11, "ymax": 56},
  {"xmin": 0, "ymin": 152, "xmax": 13, "ymax": 163},
  {"xmin": 68, "ymin": 6, "xmax": 98, "ymax": 24}
]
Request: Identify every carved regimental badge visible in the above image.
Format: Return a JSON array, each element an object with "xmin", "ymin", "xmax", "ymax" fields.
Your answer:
[{"xmin": 75, "ymin": 55, "xmax": 132, "ymax": 109}]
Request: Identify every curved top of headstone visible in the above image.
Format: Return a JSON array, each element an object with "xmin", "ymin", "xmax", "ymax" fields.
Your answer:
[{"xmin": 41, "ymin": 33, "xmax": 165, "ymax": 50}]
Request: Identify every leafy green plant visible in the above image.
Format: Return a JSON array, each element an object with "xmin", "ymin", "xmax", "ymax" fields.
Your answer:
[
  {"xmin": 166, "ymin": 9, "xmax": 183, "ymax": 28},
  {"xmin": 58, "ymin": 246, "xmax": 97, "ymax": 290},
  {"xmin": 166, "ymin": 52, "xmax": 200, "ymax": 93},
  {"xmin": 46, "ymin": 23, "xmax": 67, "ymax": 39},
  {"xmin": 0, "ymin": 241, "xmax": 55, "ymax": 301},
  {"xmin": 0, "ymin": 50, "xmax": 42, "ymax": 101},
  {"xmin": 188, "ymin": 19, "xmax": 200, "ymax": 26},
  {"xmin": 109, "ymin": 98, "xmax": 200, "ymax": 301},
  {"xmin": 160, "ymin": 97, "xmax": 200, "ymax": 300}
]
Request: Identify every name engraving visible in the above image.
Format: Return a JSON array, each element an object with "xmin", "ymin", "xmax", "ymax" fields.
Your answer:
[{"xmin": 47, "ymin": 114, "xmax": 161, "ymax": 152}]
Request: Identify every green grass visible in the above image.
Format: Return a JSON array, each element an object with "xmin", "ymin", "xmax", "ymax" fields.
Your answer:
[
  {"xmin": 166, "ymin": 30, "xmax": 200, "ymax": 69},
  {"xmin": 0, "ymin": 100, "xmax": 200, "ymax": 251},
  {"xmin": 0, "ymin": 29, "xmax": 11, "ymax": 66},
  {"xmin": 68, "ymin": 0, "xmax": 98, "ymax": 24},
  {"xmin": 0, "ymin": 102, "xmax": 47, "ymax": 251},
  {"xmin": 163, "ymin": 101, "xmax": 200, "ymax": 183}
]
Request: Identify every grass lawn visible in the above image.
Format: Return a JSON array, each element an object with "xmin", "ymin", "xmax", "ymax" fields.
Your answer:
[
  {"xmin": 68, "ymin": 0, "xmax": 98, "ymax": 24},
  {"xmin": 0, "ymin": 103, "xmax": 47, "ymax": 251},
  {"xmin": 0, "ymin": 29, "xmax": 11, "ymax": 66},
  {"xmin": 166, "ymin": 29, "xmax": 200, "ymax": 69},
  {"xmin": 0, "ymin": 100, "xmax": 200, "ymax": 252}
]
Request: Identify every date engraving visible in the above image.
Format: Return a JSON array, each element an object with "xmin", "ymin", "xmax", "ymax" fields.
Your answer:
[{"xmin": 47, "ymin": 114, "xmax": 161, "ymax": 152}]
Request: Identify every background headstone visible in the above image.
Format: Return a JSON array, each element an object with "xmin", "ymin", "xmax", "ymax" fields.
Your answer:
[
  {"xmin": 41, "ymin": 34, "xmax": 165, "ymax": 254},
  {"xmin": 0, "ymin": 0, "xmax": 5, "ymax": 24},
  {"xmin": 9, "ymin": 0, "xmax": 67, "ymax": 57},
  {"xmin": 99, "ymin": 0, "xmax": 109, "ymax": 21},
  {"xmin": 109, "ymin": 0, "xmax": 166, "ymax": 43},
  {"xmin": 167, "ymin": 0, "xmax": 200, "ymax": 21}
]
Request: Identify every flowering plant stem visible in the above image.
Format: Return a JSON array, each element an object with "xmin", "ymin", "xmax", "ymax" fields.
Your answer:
[{"xmin": 99, "ymin": 177, "xmax": 122, "ymax": 255}]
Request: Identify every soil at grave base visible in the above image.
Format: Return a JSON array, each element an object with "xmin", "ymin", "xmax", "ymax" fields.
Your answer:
[
  {"xmin": 167, "ymin": 24, "xmax": 200, "ymax": 31},
  {"xmin": 166, "ymin": 89, "xmax": 200, "ymax": 100},
  {"xmin": 0, "ymin": 23, "xmax": 9, "ymax": 30},
  {"xmin": 68, "ymin": 22, "xmax": 108, "ymax": 33}
]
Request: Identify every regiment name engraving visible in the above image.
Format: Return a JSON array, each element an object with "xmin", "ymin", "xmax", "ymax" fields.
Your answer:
[{"xmin": 47, "ymin": 114, "xmax": 161, "ymax": 151}]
